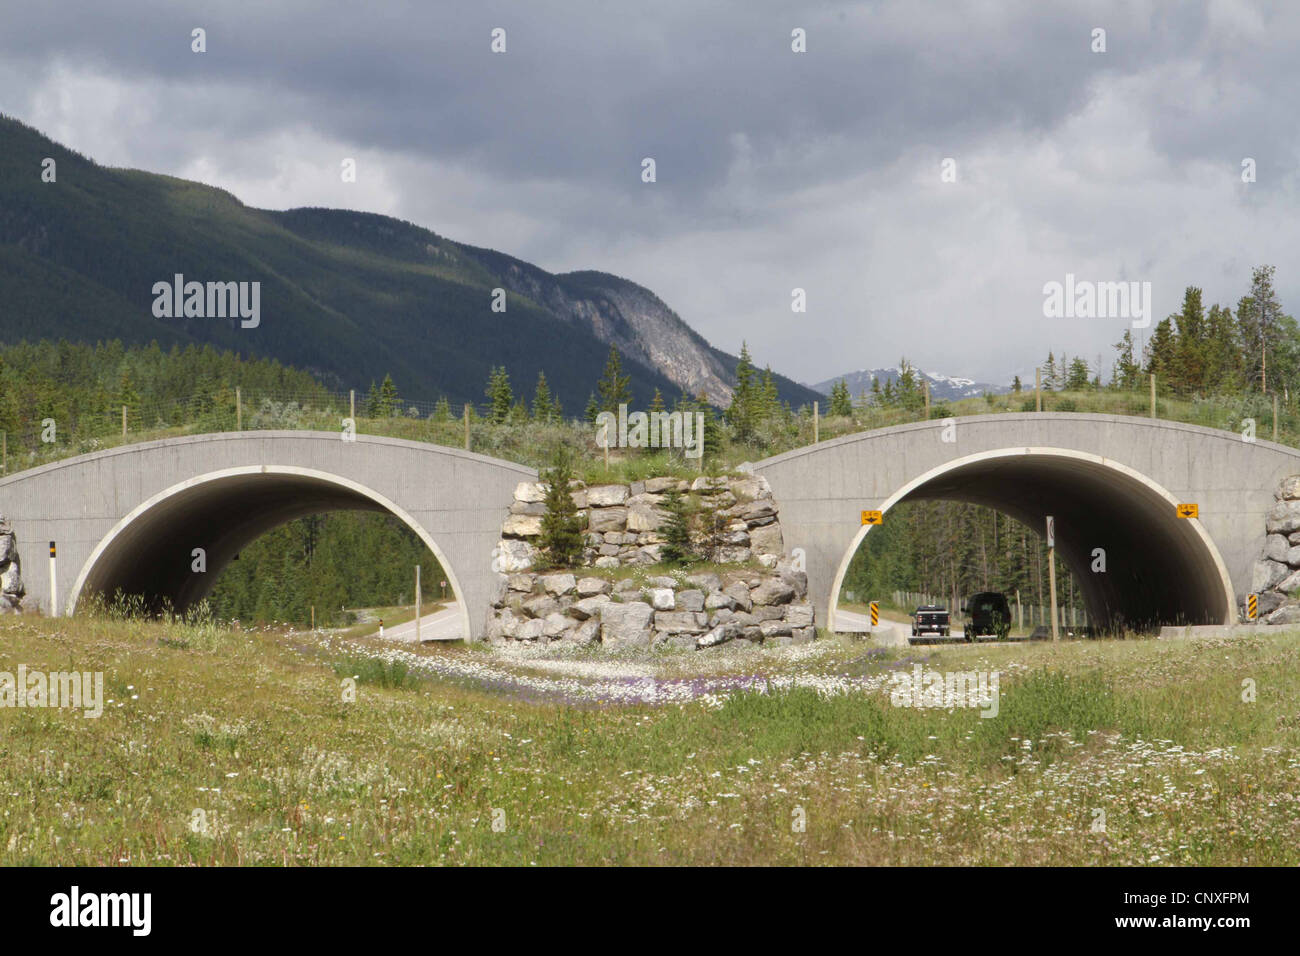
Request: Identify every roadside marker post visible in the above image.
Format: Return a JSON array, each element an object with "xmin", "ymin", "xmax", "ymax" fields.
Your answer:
[
  {"xmin": 1247, "ymin": 593, "xmax": 1258, "ymax": 621},
  {"xmin": 869, "ymin": 602, "xmax": 879, "ymax": 627},
  {"xmin": 48, "ymin": 541, "xmax": 58, "ymax": 618}
]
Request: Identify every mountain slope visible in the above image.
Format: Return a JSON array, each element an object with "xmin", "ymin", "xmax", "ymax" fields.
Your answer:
[{"xmin": 0, "ymin": 114, "xmax": 821, "ymax": 413}]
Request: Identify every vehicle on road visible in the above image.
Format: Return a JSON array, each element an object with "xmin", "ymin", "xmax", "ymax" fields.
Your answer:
[
  {"xmin": 964, "ymin": 591, "xmax": 1011, "ymax": 641},
  {"xmin": 911, "ymin": 604, "xmax": 950, "ymax": 638}
]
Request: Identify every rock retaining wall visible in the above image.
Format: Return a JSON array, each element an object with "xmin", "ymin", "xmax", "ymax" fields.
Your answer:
[
  {"xmin": 1250, "ymin": 475, "xmax": 1300, "ymax": 623},
  {"xmin": 0, "ymin": 516, "xmax": 25, "ymax": 614},
  {"xmin": 486, "ymin": 474, "xmax": 815, "ymax": 649}
]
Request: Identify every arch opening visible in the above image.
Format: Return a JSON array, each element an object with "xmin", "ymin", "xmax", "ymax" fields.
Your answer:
[
  {"xmin": 830, "ymin": 448, "xmax": 1234, "ymax": 633},
  {"xmin": 69, "ymin": 466, "xmax": 470, "ymax": 637}
]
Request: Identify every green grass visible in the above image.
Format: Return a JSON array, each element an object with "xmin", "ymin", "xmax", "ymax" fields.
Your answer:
[{"xmin": 2, "ymin": 615, "xmax": 1298, "ymax": 865}]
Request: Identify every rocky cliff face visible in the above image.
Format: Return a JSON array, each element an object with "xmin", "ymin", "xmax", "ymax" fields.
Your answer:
[
  {"xmin": 456, "ymin": 250, "xmax": 821, "ymax": 409},
  {"xmin": 486, "ymin": 474, "xmax": 815, "ymax": 650}
]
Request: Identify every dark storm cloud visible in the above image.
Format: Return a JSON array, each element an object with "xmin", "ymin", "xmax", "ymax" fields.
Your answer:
[{"xmin": 2, "ymin": 0, "xmax": 1299, "ymax": 384}]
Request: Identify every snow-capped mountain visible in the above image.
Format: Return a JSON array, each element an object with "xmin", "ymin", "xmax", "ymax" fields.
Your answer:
[{"xmin": 810, "ymin": 367, "xmax": 1012, "ymax": 402}]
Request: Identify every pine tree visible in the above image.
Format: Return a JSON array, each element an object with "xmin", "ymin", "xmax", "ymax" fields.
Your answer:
[
  {"xmin": 649, "ymin": 388, "xmax": 665, "ymax": 414},
  {"xmin": 659, "ymin": 489, "xmax": 695, "ymax": 567},
  {"xmin": 726, "ymin": 342, "xmax": 759, "ymax": 440},
  {"xmin": 596, "ymin": 346, "xmax": 632, "ymax": 412},
  {"xmin": 432, "ymin": 396, "xmax": 451, "ymax": 422},
  {"xmin": 1011, "ymin": 375, "xmax": 1022, "ymax": 394},
  {"xmin": 1065, "ymin": 356, "xmax": 1090, "ymax": 390},
  {"xmin": 1111, "ymin": 331, "xmax": 1141, "ymax": 389},
  {"xmin": 531, "ymin": 371, "xmax": 554, "ymax": 423},
  {"xmin": 1238, "ymin": 265, "xmax": 1285, "ymax": 392},
  {"xmin": 1042, "ymin": 352, "xmax": 1058, "ymax": 390},
  {"xmin": 829, "ymin": 378, "xmax": 853, "ymax": 416},
  {"xmin": 538, "ymin": 449, "xmax": 584, "ymax": 567},
  {"xmin": 485, "ymin": 366, "xmax": 513, "ymax": 424},
  {"xmin": 377, "ymin": 374, "xmax": 400, "ymax": 416},
  {"xmin": 761, "ymin": 366, "xmax": 779, "ymax": 420},
  {"xmin": 583, "ymin": 392, "xmax": 599, "ymax": 424}
]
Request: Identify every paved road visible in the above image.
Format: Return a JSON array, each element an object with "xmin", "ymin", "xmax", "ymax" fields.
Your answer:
[
  {"xmin": 835, "ymin": 608, "xmax": 967, "ymax": 644},
  {"xmin": 377, "ymin": 603, "xmax": 466, "ymax": 643}
]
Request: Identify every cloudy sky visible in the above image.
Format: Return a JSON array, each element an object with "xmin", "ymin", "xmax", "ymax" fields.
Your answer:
[{"xmin": 2, "ymin": 0, "xmax": 1297, "ymax": 386}]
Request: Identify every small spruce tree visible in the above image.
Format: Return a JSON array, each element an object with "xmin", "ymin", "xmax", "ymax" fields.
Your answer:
[
  {"xmin": 538, "ymin": 449, "xmax": 584, "ymax": 568},
  {"xmin": 659, "ymin": 489, "xmax": 695, "ymax": 567}
]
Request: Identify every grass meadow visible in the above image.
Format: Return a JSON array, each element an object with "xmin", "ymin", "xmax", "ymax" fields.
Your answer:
[{"xmin": 1, "ymin": 615, "xmax": 1297, "ymax": 866}]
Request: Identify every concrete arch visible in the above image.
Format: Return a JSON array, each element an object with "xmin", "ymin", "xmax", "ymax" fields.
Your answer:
[
  {"xmin": 0, "ymin": 431, "xmax": 534, "ymax": 637},
  {"xmin": 68, "ymin": 465, "xmax": 474, "ymax": 638},
  {"xmin": 755, "ymin": 413, "xmax": 1300, "ymax": 636},
  {"xmin": 824, "ymin": 447, "xmax": 1235, "ymax": 633}
]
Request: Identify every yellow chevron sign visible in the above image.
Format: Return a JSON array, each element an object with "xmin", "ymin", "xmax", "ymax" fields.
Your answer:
[
  {"xmin": 1176, "ymin": 503, "xmax": 1199, "ymax": 519},
  {"xmin": 1247, "ymin": 594, "xmax": 1258, "ymax": 620},
  {"xmin": 861, "ymin": 510, "xmax": 883, "ymax": 525},
  {"xmin": 869, "ymin": 602, "xmax": 879, "ymax": 626}
]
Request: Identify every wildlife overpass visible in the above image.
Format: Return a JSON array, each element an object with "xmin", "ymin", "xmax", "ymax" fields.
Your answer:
[
  {"xmin": 754, "ymin": 413, "xmax": 1299, "ymax": 633},
  {"xmin": 0, "ymin": 431, "xmax": 535, "ymax": 638},
  {"xmin": 0, "ymin": 414, "xmax": 1291, "ymax": 638}
]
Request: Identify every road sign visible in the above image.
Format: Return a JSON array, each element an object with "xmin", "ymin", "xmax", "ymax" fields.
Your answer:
[
  {"xmin": 1045, "ymin": 515, "xmax": 1055, "ymax": 548},
  {"xmin": 1247, "ymin": 593, "xmax": 1258, "ymax": 620},
  {"xmin": 861, "ymin": 510, "xmax": 883, "ymax": 525},
  {"xmin": 1176, "ymin": 503, "xmax": 1199, "ymax": 519},
  {"xmin": 869, "ymin": 602, "xmax": 879, "ymax": 627}
]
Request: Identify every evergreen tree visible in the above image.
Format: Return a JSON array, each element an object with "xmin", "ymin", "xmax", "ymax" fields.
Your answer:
[
  {"xmin": 649, "ymin": 388, "xmax": 665, "ymax": 415},
  {"xmin": 726, "ymin": 342, "xmax": 760, "ymax": 440},
  {"xmin": 583, "ymin": 392, "xmax": 599, "ymax": 424},
  {"xmin": 432, "ymin": 396, "xmax": 451, "ymax": 422},
  {"xmin": 596, "ymin": 346, "xmax": 632, "ymax": 412},
  {"xmin": 1238, "ymin": 265, "xmax": 1285, "ymax": 392},
  {"xmin": 376, "ymin": 374, "xmax": 400, "ymax": 416},
  {"xmin": 485, "ymin": 366, "xmax": 513, "ymax": 424},
  {"xmin": 1111, "ymin": 331, "xmax": 1142, "ymax": 390},
  {"xmin": 659, "ymin": 489, "xmax": 695, "ymax": 567},
  {"xmin": 1011, "ymin": 375, "xmax": 1022, "ymax": 394},
  {"xmin": 829, "ymin": 378, "xmax": 853, "ymax": 416},
  {"xmin": 531, "ymin": 371, "xmax": 554, "ymax": 423},
  {"xmin": 1144, "ymin": 318, "xmax": 1178, "ymax": 384},
  {"xmin": 1065, "ymin": 356, "xmax": 1090, "ymax": 390},
  {"xmin": 538, "ymin": 449, "xmax": 584, "ymax": 567},
  {"xmin": 1042, "ymin": 352, "xmax": 1059, "ymax": 390}
]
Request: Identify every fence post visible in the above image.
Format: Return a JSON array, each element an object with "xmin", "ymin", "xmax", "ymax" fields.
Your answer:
[
  {"xmin": 350, "ymin": 389, "xmax": 355, "ymax": 422},
  {"xmin": 121, "ymin": 404, "xmax": 127, "ymax": 438},
  {"xmin": 813, "ymin": 401, "xmax": 819, "ymax": 443},
  {"xmin": 1274, "ymin": 393, "xmax": 1279, "ymax": 442},
  {"xmin": 1149, "ymin": 374, "xmax": 1156, "ymax": 419},
  {"xmin": 464, "ymin": 404, "xmax": 470, "ymax": 451},
  {"xmin": 1035, "ymin": 368, "xmax": 1042, "ymax": 412},
  {"xmin": 236, "ymin": 386, "xmax": 242, "ymax": 431}
]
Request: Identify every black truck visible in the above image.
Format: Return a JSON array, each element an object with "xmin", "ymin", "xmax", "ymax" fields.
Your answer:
[{"xmin": 911, "ymin": 604, "xmax": 950, "ymax": 639}]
